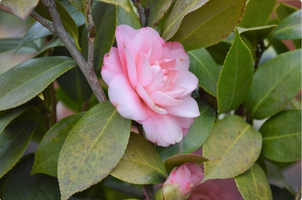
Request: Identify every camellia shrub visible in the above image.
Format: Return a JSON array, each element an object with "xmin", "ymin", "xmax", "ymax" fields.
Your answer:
[{"xmin": 0, "ymin": 0, "xmax": 301, "ymax": 199}]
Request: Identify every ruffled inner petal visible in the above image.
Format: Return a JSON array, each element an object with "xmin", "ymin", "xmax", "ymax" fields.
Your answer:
[{"xmin": 137, "ymin": 53, "xmax": 153, "ymax": 87}]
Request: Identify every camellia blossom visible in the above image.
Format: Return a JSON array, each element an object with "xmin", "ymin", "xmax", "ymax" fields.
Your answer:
[
  {"xmin": 101, "ymin": 25, "xmax": 200, "ymax": 146},
  {"xmin": 161, "ymin": 162, "xmax": 204, "ymax": 200}
]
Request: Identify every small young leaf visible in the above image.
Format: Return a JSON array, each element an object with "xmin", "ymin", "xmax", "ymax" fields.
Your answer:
[
  {"xmin": 93, "ymin": 2, "xmax": 117, "ymax": 73},
  {"xmin": 217, "ymin": 29, "xmax": 254, "ymax": 114},
  {"xmin": 188, "ymin": 48, "xmax": 221, "ymax": 97},
  {"xmin": 0, "ymin": 0, "xmax": 39, "ymax": 21},
  {"xmin": 159, "ymin": 99, "xmax": 215, "ymax": 160},
  {"xmin": 161, "ymin": 0, "xmax": 208, "ymax": 41},
  {"xmin": 58, "ymin": 102, "xmax": 131, "ymax": 200},
  {"xmin": 265, "ymin": 161, "xmax": 296, "ymax": 195},
  {"xmin": 164, "ymin": 154, "xmax": 208, "ymax": 174},
  {"xmin": 170, "ymin": 0, "xmax": 246, "ymax": 51},
  {"xmin": 273, "ymin": 10, "xmax": 301, "ymax": 40},
  {"xmin": 245, "ymin": 49, "xmax": 301, "ymax": 119},
  {"xmin": 111, "ymin": 133, "xmax": 166, "ymax": 184},
  {"xmin": 0, "ymin": 57, "xmax": 76, "ymax": 111},
  {"xmin": 260, "ymin": 110, "xmax": 301, "ymax": 162},
  {"xmin": 0, "ymin": 121, "xmax": 37, "ymax": 179},
  {"xmin": 3, "ymin": 155, "xmax": 61, "ymax": 200},
  {"xmin": 203, "ymin": 115, "xmax": 262, "ymax": 181},
  {"xmin": 235, "ymin": 163, "xmax": 273, "ymax": 200},
  {"xmin": 148, "ymin": 0, "xmax": 173, "ymax": 28},
  {"xmin": 32, "ymin": 113, "xmax": 85, "ymax": 177},
  {"xmin": 239, "ymin": 0, "xmax": 278, "ymax": 28}
]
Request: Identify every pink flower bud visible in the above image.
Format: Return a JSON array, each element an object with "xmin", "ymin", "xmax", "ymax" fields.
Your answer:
[{"xmin": 162, "ymin": 162, "xmax": 204, "ymax": 200}]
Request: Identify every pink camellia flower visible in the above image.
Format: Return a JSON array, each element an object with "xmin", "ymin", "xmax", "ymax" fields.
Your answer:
[
  {"xmin": 188, "ymin": 178, "xmax": 244, "ymax": 200},
  {"xmin": 161, "ymin": 162, "xmax": 204, "ymax": 200},
  {"xmin": 101, "ymin": 25, "xmax": 200, "ymax": 146}
]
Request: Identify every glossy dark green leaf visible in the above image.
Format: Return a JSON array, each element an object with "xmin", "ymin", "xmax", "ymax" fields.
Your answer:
[
  {"xmin": 159, "ymin": 100, "xmax": 216, "ymax": 161},
  {"xmin": 93, "ymin": 2, "xmax": 117, "ymax": 73},
  {"xmin": 0, "ymin": 38, "xmax": 39, "ymax": 54},
  {"xmin": 217, "ymin": 30, "xmax": 254, "ymax": 113},
  {"xmin": 239, "ymin": 0, "xmax": 277, "ymax": 28},
  {"xmin": 260, "ymin": 110, "xmax": 301, "ymax": 162},
  {"xmin": 276, "ymin": 2, "xmax": 298, "ymax": 21},
  {"xmin": 57, "ymin": 67, "xmax": 93, "ymax": 111},
  {"xmin": 96, "ymin": 0, "xmax": 130, "ymax": 12},
  {"xmin": 0, "ymin": 121, "xmax": 37, "ymax": 179},
  {"xmin": 16, "ymin": 22, "xmax": 53, "ymax": 51},
  {"xmin": 32, "ymin": 113, "xmax": 85, "ymax": 177},
  {"xmin": 206, "ymin": 41, "xmax": 231, "ymax": 65},
  {"xmin": 265, "ymin": 161, "xmax": 296, "ymax": 195},
  {"xmin": 0, "ymin": 0, "xmax": 39, "ymax": 21},
  {"xmin": 235, "ymin": 163, "xmax": 273, "ymax": 200},
  {"xmin": 111, "ymin": 133, "xmax": 166, "ymax": 184},
  {"xmin": 58, "ymin": 0, "xmax": 85, "ymax": 26},
  {"xmin": 58, "ymin": 102, "xmax": 131, "ymax": 200},
  {"xmin": 148, "ymin": 0, "xmax": 173, "ymax": 28},
  {"xmin": 117, "ymin": 0, "xmax": 141, "ymax": 29},
  {"xmin": 245, "ymin": 49, "xmax": 301, "ymax": 119},
  {"xmin": 273, "ymin": 10, "xmax": 301, "ymax": 40},
  {"xmin": 3, "ymin": 155, "xmax": 61, "ymax": 200},
  {"xmin": 35, "ymin": 38, "xmax": 65, "ymax": 57},
  {"xmin": 161, "ymin": 0, "xmax": 208, "ymax": 40},
  {"xmin": 203, "ymin": 115, "xmax": 262, "ymax": 181},
  {"xmin": 170, "ymin": 0, "xmax": 246, "ymax": 51},
  {"xmin": 0, "ymin": 105, "xmax": 32, "ymax": 135},
  {"xmin": 188, "ymin": 48, "xmax": 220, "ymax": 97},
  {"xmin": 164, "ymin": 154, "xmax": 208, "ymax": 174},
  {"xmin": 0, "ymin": 56, "xmax": 76, "ymax": 111}
]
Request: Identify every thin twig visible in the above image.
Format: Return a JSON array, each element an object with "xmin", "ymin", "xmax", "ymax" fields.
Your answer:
[
  {"xmin": 38, "ymin": 0, "xmax": 107, "ymax": 103},
  {"xmin": 30, "ymin": 10, "xmax": 55, "ymax": 32}
]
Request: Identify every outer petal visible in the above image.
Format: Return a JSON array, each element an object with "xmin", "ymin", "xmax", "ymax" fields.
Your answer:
[
  {"xmin": 164, "ymin": 96, "xmax": 200, "ymax": 118},
  {"xmin": 101, "ymin": 48, "xmax": 123, "ymax": 85},
  {"xmin": 142, "ymin": 110, "xmax": 183, "ymax": 147},
  {"xmin": 172, "ymin": 71, "xmax": 198, "ymax": 97},
  {"xmin": 150, "ymin": 91, "xmax": 182, "ymax": 107},
  {"xmin": 108, "ymin": 74, "xmax": 148, "ymax": 121}
]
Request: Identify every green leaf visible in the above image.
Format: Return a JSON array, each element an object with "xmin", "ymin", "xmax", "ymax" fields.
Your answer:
[
  {"xmin": 203, "ymin": 115, "xmax": 262, "ymax": 181},
  {"xmin": 56, "ymin": 88, "xmax": 78, "ymax": 111},
  {"xmin": 265, "ymin": 161, "xmax": 296, "ymax": 195},
  {"xmin": 68, "ymin": 0, "xmax": 85, "ymax": 14},
  {"xmin": 217, "ymin": 30, "xmax": 254, "ymax": 113},
  {"xmin": 111, "ymin": 133, "xmax": 166, "ymax": 184},
  {"xmin": 273, "ymin": 10, "xmax": 301, "ymax": 40},
  {"xmin": 245, "ymin": 49, "xmax": 301, "ymax": 119},
  {"xmin": 0, "ymin": 0, "xmax": 39, "ymax": 21},
  {"xmin": 235, "ymin": 163, "xmax": 273, "ymax": 200},
  {"xmin": 206, "ymin": 41, "xmax": 231, "ymax": 65},
  {"xmin": 56, "ymin": 67, "xmax": 93, "ymax": 111},
  {"xmin": 0, "ymin": 56, "xmax": 76, "ymax": 111},
  {"xmin": 0, "ymin": 121, "xmax": 37, "ymax": 179},
  {"xmin": 276, "ymin": 2, "xmax": 298, "ymax": 21},
  {"xmin": 239, "ymin": 0, "xmax": 277, "ymax": 28},
  {"xmin": 238, "ymin": 25, "xmax": 277, "ymax": 49},
  {"xmin": 32, "ymin": 113, "xmax": 85, "ymax": 177},
  {"xmin": 284, "ymin": 97, "xmax": 301, "ymax": 110},
  {"xmin": 35, "ymin": 38, "xmax": 65, "ymax": 57},
  {"xmin": 59, "ymin": 0, "xmax": 85, "ymax": 26},
  {"xmin": 188, "ymin": 48, "xmax": 221, "ymax": 97},
  {"xmin": 260, "ymin": 110, "xmax": 301, "ymax": 162},
  {"xmin": 93, "ymin": 2, "xmax": 117, "ymax": 73},
  {"xmin": 117, "ymin": 0, "xmax": 141, "ymax": 29},
  {"xmin": 58, "ymin": 102, "xmax": 131, "ymax": 200},
  {"xmin": 164, "ymin": 154, "xmax": 208, "ymax": 174},
  {"xmin": 96, "ymin": 0, "xmax": 130, "ymax": 12},
  {"xmin": 159, "ymin": 99, "xmax": 216, "ymax": 160},
  {"xmin": 16, "ymin": 22, "xmax": 53, "ymax": 51},
  {"xmin": 148, "ymin": 0, "xmax": 173, "ymax": 28},
  {"xmin": 0, "ymin": 38, "xmax": 39, "ymax": 54},
  {"xmin": 271, "ymin": 185, "xmax": 295, "ymax": 200},
  {"xmin": 161, "ymin": 0, "xmax": 209, "ymax": 41},
  {"xmin": 3, "ymin": 155, "xmax": 61, "ymax": 200},
  {"xmin": 170, "ymin": 0, "xmax": 246, "ymax": 51},
  {"xmin": 0, "ymin": 105, "xmax": 32, "ymax": 135}
]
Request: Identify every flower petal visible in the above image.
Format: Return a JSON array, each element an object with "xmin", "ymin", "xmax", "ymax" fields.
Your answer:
[
  {"xmin": 172, "ymin": 71, "xmax": 198, "ymax": 97},
  {"xmin": 150, "ymin": 91, "xmax": 182, "ymax": 107},
  {"xmin": 163, "ymin": 41, "xmax": 190, "ymax": 71},
  {"xmin": 137, "ymin": 53, "xmax": 153, "ymax": 87},
  {"xmin": 164, "ymin": 96, "xmax": 200, "ymax": 118},
  {"xmin": 108, "ymin": 74, "xmax": 148, "ymax": 121},
  {"xmin": 101, "ymin": 48, "xmax": 123, "ymax": 85},
  {"xmin": 125, "ymin": 47, "xmax": 137, "ymax": 87}
]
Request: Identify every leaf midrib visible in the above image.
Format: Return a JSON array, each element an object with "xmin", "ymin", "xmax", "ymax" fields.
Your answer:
[{"xmin": 263, "ymin": 132, "xmax": 300, "ymax": 140}]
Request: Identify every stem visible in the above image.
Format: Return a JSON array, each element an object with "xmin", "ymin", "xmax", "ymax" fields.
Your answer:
[
  {"xmin": 35, "ymin": 0, "xmax": 107, "ymax": 103},
  {"xmin": 254, "ymin": 40, "xmax": 266, "ymax": 71},
  {"xmin": 234, "ymin": 104, "xmax": 245, "ymax": 116}
]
